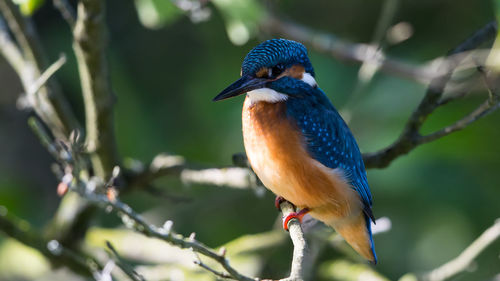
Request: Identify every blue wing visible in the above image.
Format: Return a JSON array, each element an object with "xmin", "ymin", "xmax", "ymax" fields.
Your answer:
[{"xmin": 285, "ymin": 88, "xmax": 374, "ymax": 220}]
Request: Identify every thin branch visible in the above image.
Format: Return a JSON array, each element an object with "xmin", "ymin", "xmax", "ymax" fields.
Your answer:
[
  {"xmin": 0, "ymin": 4, "xmax": 89, "ymax": 252},
  {"xmin": 53, "ymin": 0, "xmax": 76, "ymax": 27},
  {"xmin": 26, "ymin": 53, "xmax": 67, "ymax": 97},
  {"xmin": 68, "ymin": 179, "xmax": 257, "ymax": 281},
  {"xmin": 106, "ymin": 241, "xmax": 146, "ymax": 281},
  {"xmin": 354, "ymin": 0, "xmax": 398, "ymax": 85},
  {"xmin": 0, "ymin": 0, "xmax": 45, "ymax": 67},
  {"xmin": 0, "ymin": 209, "xmax": 100, "ymax": 276},
  {"xmin": 278, "ymin": 201, "xmax": 309, "ymax": 281},
  {"xmin": 422, "ymin": 219, "xmax": 500, "ymax": 281},
  {"xmin": 264, "ymin": 17, "xmax": 498, "ymax": 169},
  {"xmin": 192, "ymin": 248, "xmax": 236, "ymax": 280},
  {"xmin": 44, "ymin": 0, "xmax": 122, "ymax": 248},
  {"xmin": 363, "ymin": 20, "xmax": 498, "ymax": 169},
  {"xmin": 126, "ymin": 154, "xmax": 262, "ymax": 192},
  {"xmin": 0, "ymin": 0, "xmax": 79, "ymax": 139},
  {"xmin": 418, "ymin": 98, "xmax": 500, "ymax": 144},
  {"xmin": 263, "ymin": 17, "xmax": 438, "ymax": 84},
  {"xmin": 0, "ymin": 15, "xmax": 24, "ymax": 74},
  {"xmin": 26, "ymin": 118, "xmax": 96, "ymax": 247},
  {"xmin": 72, "ymin": 0, "xmax": 119, "ymax": 179}
]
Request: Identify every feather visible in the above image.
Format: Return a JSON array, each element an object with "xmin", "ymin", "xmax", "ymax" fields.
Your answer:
[{"xmin": 285, "ymin": 88, "xmax": 375, "ymax": 222}]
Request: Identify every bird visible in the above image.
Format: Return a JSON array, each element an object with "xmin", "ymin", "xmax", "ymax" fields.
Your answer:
[{"xmin": 213, "ymin": 38, "xmax": 377, "ymax": 264}]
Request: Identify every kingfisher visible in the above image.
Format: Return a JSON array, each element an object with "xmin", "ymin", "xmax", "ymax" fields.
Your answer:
[{"xmin": 213, "ymin": 39, "xmax": 377, "ymax": 263}]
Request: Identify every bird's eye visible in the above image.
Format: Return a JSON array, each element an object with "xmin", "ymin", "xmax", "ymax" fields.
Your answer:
[{"xmin": 269, "ymin": 65, "xmax": 285, "ymax": 78}]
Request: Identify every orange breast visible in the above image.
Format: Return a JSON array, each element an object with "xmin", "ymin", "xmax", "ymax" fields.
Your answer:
[{"xmin": 242, "ymin": 97, "xmax": 361, "ymax": 219}]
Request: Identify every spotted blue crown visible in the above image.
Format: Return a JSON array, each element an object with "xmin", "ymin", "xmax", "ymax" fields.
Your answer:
[{"xmin": 242, "ymin": 39, "xmax": 315, "ymax": 77}]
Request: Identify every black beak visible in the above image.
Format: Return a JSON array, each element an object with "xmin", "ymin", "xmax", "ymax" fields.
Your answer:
[{"xmin": 213, "ymin": 75, "xmax": 267, "ymax": 101}]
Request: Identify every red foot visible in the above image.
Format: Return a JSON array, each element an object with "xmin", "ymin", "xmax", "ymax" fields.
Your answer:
[{"xmin": 283, "ymin": 208, "xmax": 310, "ymax": 231}]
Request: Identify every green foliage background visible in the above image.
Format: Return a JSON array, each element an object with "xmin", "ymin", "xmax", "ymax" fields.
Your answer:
[{"xmin": 0, "ymin": 0, "xmax": 499, "ymax": 280}]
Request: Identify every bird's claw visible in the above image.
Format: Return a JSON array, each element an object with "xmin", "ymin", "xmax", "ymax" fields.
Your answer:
[{"xmin": 283, "ymin": 208, "xmax": 310, "ymax": 231}]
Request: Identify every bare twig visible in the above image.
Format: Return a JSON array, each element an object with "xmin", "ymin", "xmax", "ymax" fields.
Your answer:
[
  {"xmin": 192, "ymin": 248, "xmax": 235, "ymax": 280},
  {"xmin": 68, "ymin": 178, "xmax": 257, "ymax": 281},
  {"xmin": 278, "ymin": 201, "xmax": 309, "ymax": 281},
  {"xmin": 52, "ymin": 0, "xmax": 76, "ymax": 27},
  {"xmin": 0, "ymin": 0, "xmax": 79, "ymax": 139},
  {"xmin": 127, "ymin": 153, "xmax": 261, "ymax": 191},
  {"xmin": 72, "ymin": 0, "xmax": 119, "ymax": 179},
  {"xmin": 26, "ymin": 53, "xmax": 67, "ymax": 97},
  {"xmin": 419, "ymin": 98, "xmax": 500, "ymax": 143},
  {"xmin": 106, "ymin": 241, "xmax": 146, "ymax": 281},
  {"xmin": 0, "ymin": 0, "xmax": 45, "ymax": 67},
  {"xmin": 355, "ymin": 0, "xmax": 398, "ymax": 84},
  {"xmin": 0, "ymin": 15, "xmax": 24, "ymax": 74},
  {"xmin": 0, "ymin": 209, "xmax": 100, "ymax": 276},
  {"xmin": 0, "ymin": 4, "xmax": 90, "ymax": 252},
  {"xmin": 422, "ymin": 219, "xmax": 500, "ymax": 281},
  {"xmin": 263, "ymin": 17, "xmax": 437, "ymax": 84},
  {"xmin": 42, "ymin": 0, "xmax": 121, "ymax": 250},
  {"xmin": 363, "ymin": 20, "xmax": 498, "ymax": 169}
]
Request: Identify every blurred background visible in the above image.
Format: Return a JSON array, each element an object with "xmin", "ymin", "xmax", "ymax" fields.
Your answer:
[{"xmin": 0, "ymin": 0, "xmax": 499, "ymax": 280}]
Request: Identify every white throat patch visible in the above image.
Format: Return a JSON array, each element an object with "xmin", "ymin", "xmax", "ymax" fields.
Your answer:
[
  {"xmin": 246, "ymin": 88, "xmax": 288, "ymax": 104},
  {"xmin": 302, "ymin": 72, "xmax": 317, "ymax": 87},
  {"xmin": 246, "ymin": 72, "xmax": 317, "ymax": 104}
]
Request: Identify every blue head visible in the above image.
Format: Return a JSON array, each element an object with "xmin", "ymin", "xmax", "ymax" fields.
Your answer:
[
  {"xmin": 241, "ymin": 39, "xmax": 314, "ymax": 77},
  {"xmin": 213, "ymin": 39, "xmax": 317, "ymax": 102}
]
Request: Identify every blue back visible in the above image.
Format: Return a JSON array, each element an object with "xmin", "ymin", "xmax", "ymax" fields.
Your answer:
[
  {"xmin": 239, "ymin": 38, "xmax": 376, "ymax": 262},
  {"xmin": 269, "ymin": 77, "xmax": 374, "ymax": 220}
]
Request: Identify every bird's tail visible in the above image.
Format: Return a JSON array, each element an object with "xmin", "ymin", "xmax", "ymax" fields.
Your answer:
[{"xmin": 328, "ymin": 212, "xmax": 377, "ymax": 264}]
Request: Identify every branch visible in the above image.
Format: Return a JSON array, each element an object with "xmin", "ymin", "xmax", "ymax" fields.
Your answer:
[
  {"xmin": 126, "ymin": 153, "xmax": 263, "ymax": 192},
  {"xmin": 421, "ymin": 219, "xmax": 500, "ymax": 281},
  {"xmin": 277, "ymin": 201, "xmax": 309, "ymax": 281},
  {"xmin": 0, "ymin": 209, "xmax": 100, "ymax": 276},
  {"xmin": 0, "ymin": 0, "xmax": 79, "ymax": 139},
  {"xmin": 67, "ymin": 176, "xmax": 257, "ymax": 281},
  {"xmin": 263, "ymin": 17, "xmax": 439, "ymax": 84},
  {"xmin": 418, "ymin": 97, "xmax": 500, "ymax": 143},
  {"xmin": 106, "ymin": 241, "xmax": 146, "ymax": 281},
  {"xmin": 264, "ymin": 17, "xmax": 498, "ymax": 169},
  {"xmin": 74, "ymin": 178, "xmax": 314, "ymax": 281},
  {"xmin": 52, "ymin": 0, "xmax": 76, "ymax": 27},
  {"xmin": 363, "ymin": 21, "xmax": 498, "ymax": 169},
  {"xmin": 0, "ymin": 0, "xmax": 93, "ymax": 252},
  {"xmin": 43, "ymin": 0, "xmax": 121, "ymax": 249},
  {"xmin": 0, "ymin": 15, "xmax": 24, "ymax": 74},
  {"xmin": 72, "ymin": 0, "xmax": 119, "ymax": 179},
  {"xmin": 26, "ymin": 53, "xmax": 67, "ymax": 97}
]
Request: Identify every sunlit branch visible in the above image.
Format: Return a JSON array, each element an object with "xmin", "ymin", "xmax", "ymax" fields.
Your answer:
[
  {"xmin": 69, "ymin": 183, "xmax": 257, "ymax": 281},
  {"xmin": 106, "ymin": 241, "xmax": 146, "ymax": 281},
  {"xmin": 0, "ymin": 15, "xmax": 24, "ymax": 74},
  {"xmin": 0, "ymin": 0, "xmax": 79, "ymax": 139},
  {"xmin": 277, "ymin": 201, "xmax": 309, "ymax": 281},
  {"xmin": 421, "ymin": 219, "xmax": 500, "ymax": 281},
  {"xmin": 52, "ymin": 0, "xmax": 75, "ymax": 27},
  {"xmin": 0, "ymin": 210, "xmax": 100, "ymax": 276},
  {"xmin": 126, "ymin": 153, "xmax": 262, "ymax": 192},
  {"xmin": 263, "ymin": 17, "xmax": 436, "ymax": 84},
  {"xmin": 72, "ymin": 0, "xmax": 119, "ymax": 179},
  {"xmin": 44, "ymin": 0, "xmax": 120, "ymax": 250},
  {"xmin": 363, "ymin": 20, "xmax": 498, "ymax": 169}
]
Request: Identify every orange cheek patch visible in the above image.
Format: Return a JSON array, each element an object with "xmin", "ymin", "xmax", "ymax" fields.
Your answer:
[
  {"xmin": 255, "ymin": 67, "xmax": 269, "ymax": 78},
  {"xmin": 279, "ymin": 64, "xmax": 304, "ymax": 79}
]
